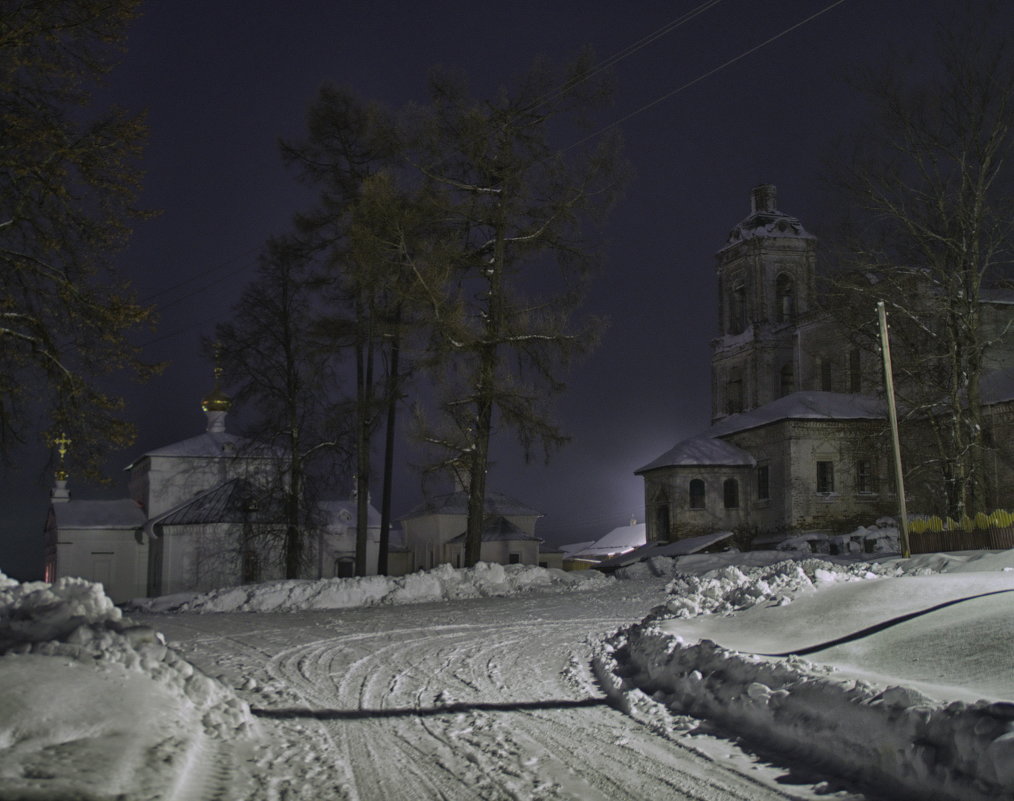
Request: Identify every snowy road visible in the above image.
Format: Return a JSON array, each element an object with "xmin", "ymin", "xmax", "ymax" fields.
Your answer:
[{"xmin": 141, "ymin": 580, "xmax": 838, "ymax": 801}]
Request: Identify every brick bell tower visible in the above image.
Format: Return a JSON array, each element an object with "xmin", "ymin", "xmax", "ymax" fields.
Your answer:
[{"xmin": 711, "ymin": 185, "xmax": 817, "ymax": 421}]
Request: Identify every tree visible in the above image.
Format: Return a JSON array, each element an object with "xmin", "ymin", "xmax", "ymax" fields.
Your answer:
[
  {"xmin": 410, "ymin": 54, "xmax": 626, "ymax": 566},
  {"xmin": 825, "ymin": 8, "xmax": 1014, "ymax": 518},
  {"xmin": 0, "ymin": 0, "xmax": 155, "ymax": 474},
  {"xmin": 344, "ymin": 171, "xmax": 455, "ymax": 573},
  {"xmin": 211, "ymin": 237, "xmax": 341, "ymax": 579},
  {"xmin": 280, "ymin": 86, "xmax": 408, "ymax": 576}
]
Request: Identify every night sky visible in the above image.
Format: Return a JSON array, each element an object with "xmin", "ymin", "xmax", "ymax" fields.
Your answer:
[{"xmin": 3, "ymin": 0, "xmax": 1001, "ymax": 580}]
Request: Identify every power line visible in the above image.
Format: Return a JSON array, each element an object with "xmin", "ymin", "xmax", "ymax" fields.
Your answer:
[
  {"xmin": 529, "ymin": 0, "xmax": 726, "ymax": 112},
  {"xmin": 140, "ymin": 244, "xmax": 261, "ymax": 305},
  {"xmin": 567, "ymin": 0, "xmax": 850, "ymax": 151}
]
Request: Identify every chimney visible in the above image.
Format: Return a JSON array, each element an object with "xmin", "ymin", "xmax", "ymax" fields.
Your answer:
[{"xmin": 751, "ymin": 184, "xmax": 777, "ymax": 214}]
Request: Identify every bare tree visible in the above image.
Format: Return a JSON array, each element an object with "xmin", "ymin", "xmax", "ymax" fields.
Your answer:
[
  {"xmin": 825, "ymin": 8, "xmax": 1014, "ymax": 518},
  {"xmin": 211, "ymin": 238, "xmax": 341, "ymax": 578},
  {"xmin": 410, "ymin": 53, "xmax": 626, "ymax": 566},
  {"xmin": 281, "ymin": 86, "xmax": 409, "ymax": 575}
]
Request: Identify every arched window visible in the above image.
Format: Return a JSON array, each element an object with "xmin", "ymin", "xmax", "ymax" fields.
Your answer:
[
  {"xmin": 778, "ymin": 363, "xmax": 794, "ymax": 397},
  {"xmin": 689, "ymin": 479, "xmax": 706, "ymax": 510},
  {"xmin": 849, "ymin": 349, "xmax": 862, "ymax": 393},
  {"xmin": 723, "ymin": 478, "xmax": 739, "ymax": 509},
  {"xmin": 819, "ymin": 357, "xmax": 833, "ymax": 391},
  {"xmin": 725, "ymin": 367, "xmax": 744, "ymax": 414},
  {"xmin": 775, "ymin": 274, "xmax": 795, "ymax": 323},
  {"xmin": 729, "ymin": 279, "xmax": 748, "ymax": 334}
]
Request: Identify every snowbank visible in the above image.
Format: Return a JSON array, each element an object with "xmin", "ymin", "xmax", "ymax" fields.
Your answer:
[
  {"xmin": 131, "ymin": 560, "xmax": 612, "ymax": 614},
  {"xmin": 0, "ymin": 572, "xmax": 253, "ymax": 799},
  {"xmin": 598, "ymin": 553, "xmax": 1014, "ymax": 801}
]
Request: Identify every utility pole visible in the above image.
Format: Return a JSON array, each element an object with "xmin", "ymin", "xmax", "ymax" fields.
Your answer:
[{"xmin": 878, "ymin": 301, "xmax": 911, "ymax": 557}]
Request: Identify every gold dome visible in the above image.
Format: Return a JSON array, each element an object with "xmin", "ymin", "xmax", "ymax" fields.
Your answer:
[
  {"xmin": 201, "ymin": 386, "xmax": 232, "ymax": 412},
  {"xmin": 201, "ymin": 362, "xmax": 232, "ymax": 412}
]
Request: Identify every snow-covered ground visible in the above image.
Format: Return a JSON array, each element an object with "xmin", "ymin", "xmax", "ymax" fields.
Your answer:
[
  {"xmin": 1, "ymin": 550, "xmax": 1012, "ymax": 800},
  {"xmin": 601, "ymin": 549, "xmax": 1014, "ymax": 801}
]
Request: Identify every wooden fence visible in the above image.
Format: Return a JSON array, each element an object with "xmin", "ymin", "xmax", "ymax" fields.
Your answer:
[{"xmin": 909, "ymin": 524, "xmax": 1014, "ymax": 554}]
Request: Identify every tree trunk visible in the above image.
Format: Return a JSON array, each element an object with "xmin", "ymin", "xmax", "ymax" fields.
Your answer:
[{"xmin": 378, "ymin": 306, "xmax": 402, "ymax": 575}]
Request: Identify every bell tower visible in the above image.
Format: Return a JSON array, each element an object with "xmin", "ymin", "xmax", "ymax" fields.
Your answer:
[{"xmin": 711, "ymin": 185, "xmax": 817, "ymax": 421}]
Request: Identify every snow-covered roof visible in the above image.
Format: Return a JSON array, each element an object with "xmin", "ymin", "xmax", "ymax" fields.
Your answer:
[
  {"xmin": 446, "ymin": 515, "xmax": 540, "ymax": 543},
  {"xmin": 565, "ymin": 522, "xmax": 647, "ymax": 558},
  {"xmin": 981, "ymin": 367, "xmax": 1014, "ymax": 405},
  {"xmin": 639, "ymin": 392, "xmax": 885, "ymax": 474},
  {"xmin": 711, "ymin": 391, "xmax": 886, "ymax": 437},
  {"xmin": 152, "ymin": 478, "xmax": 283, "ymax": 529},
  {"xmin": 636, "ymin": 436, "xmax": 756, "ymax": 474},
  {"xmin": 559, "ymin": 540, "xmax": 595, "ymax": 556},
  {"xmin": 126, "ymin": 431, "xmax": 277, "ymax": 469},
  {"xmin": 593, "ymin": 522, "xmax": 647, "ymax": 551},
  {"xmin": 401, "ymin": 490, "xmax": 541, "ymax": 520},
  {"xmin": 980, "ymin": 287, "xmax": 1014, "ymax": 305},
  {"xmin": 719, "ymin": 188, "xmax": 814, "ymax": 251},
  {"xmin": 51, "ymin": 499, "xmax": 146, "ymax": 530},
  {"xmin": 593, "ymin": 531, "xmax": 736, "ymax": 569}
]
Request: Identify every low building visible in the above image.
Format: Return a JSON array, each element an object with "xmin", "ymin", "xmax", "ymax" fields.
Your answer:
[{"xmin": 399, "ymin": 487, "xmax": 547, "ymax": 570}]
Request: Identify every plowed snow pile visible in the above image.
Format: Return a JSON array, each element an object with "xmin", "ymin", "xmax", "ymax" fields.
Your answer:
[
  {"xmin": 131, "ymin": 560, "xmax": 611, "ymax": 613},
  {"xmin": 599, "ymin": 550, "xmax": 1014, "ymax": 801},
  {"xmin": 0, "ymin": 572, "xmax": 253, "ymax": 800}
]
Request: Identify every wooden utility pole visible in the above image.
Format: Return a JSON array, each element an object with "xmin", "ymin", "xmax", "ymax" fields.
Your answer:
[{"xmin": 878, "ymin": 301, "xmax": 911, "ymax": 557}]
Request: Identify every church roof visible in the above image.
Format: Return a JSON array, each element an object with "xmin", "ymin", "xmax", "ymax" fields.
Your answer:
[
  {"xmin": 718, "ymin": 185, "xmax": 814, "ymax": 251},
  {"xmin": 401, "ymin": 489, "xmax": 541, "ymax": 520},
  {"xmin": 128, "ymin": 431, "xmax": 276, "ymax": 467},
  {"xmin": 153, "ymin": 478, "xmax": 283, "ymax": 528},
  {"xmin": 637, "ymin": 392, "xmax": 885, "ymax": 474},
  {"xmin": 710, "ymin": 391, "xmax": 886, "ymax": 437},
  {"xmin": 446, "ymin": 515, "xmax": 541, "ymax": 543},
  {"xmin": 636, "ymin": 436, "xmax": 756, "ymax": 474},
  {"xmin": 51, "ymin": 499, "xmax": 146, "ymax": 529}
]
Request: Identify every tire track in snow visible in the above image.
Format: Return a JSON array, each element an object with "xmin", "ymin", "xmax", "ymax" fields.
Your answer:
[{"xmin": 262, "ymin": 620, "xmax": 804, "ymax": 800}]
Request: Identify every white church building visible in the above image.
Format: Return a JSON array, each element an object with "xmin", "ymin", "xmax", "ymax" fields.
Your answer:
[{"xmin": 43, "ymin": 378, "xmax": 396, "ymax": 603}]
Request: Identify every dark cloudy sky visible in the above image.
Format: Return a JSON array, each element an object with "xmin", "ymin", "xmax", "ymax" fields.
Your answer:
[{"xmin": 3, "ymin": 0, "xmax": 1002, "ymax": 579}]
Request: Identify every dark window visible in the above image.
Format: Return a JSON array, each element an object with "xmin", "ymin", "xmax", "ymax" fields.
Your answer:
[
  {"xmin": 849, "ymin": 349, "xmax": 862, "ymax": 393},
  {"xmin": 729, "ymin": 280, "xmax": 748, "ymax": 334},
  {"xmin": 820, "ymin": 358, "xmax": 833, "ymax": 391},
  {"xmin": 816, "ymin": 461, "xmax": 835, "ymax": 494},
  {"xmin": 726, "ymin": 368, "xmax": 744, "ymax": 414},
  {"xmin": 779, "ymin": 363, "xmax": 794, "ymax": 397},
  {"xmin": 775, "ymin": 274, "xmax": 795, "ymax": 323},
  {"xmin": 508, "ymin": 552, "xmax": 521, "ymax": 564},
  {"xmin": 856, "ymin": 459, "xmax": 877, "ymax": 494},
  {"xmin": 723, "ymin": 478, "xmax": 739, "ymax": 509},
  {"xmin": 336, "ymin": 558, "xmax": 355, "ymax": 578},
  {"xmin": 689, "ymin": 479, "xmax": 706, "ymax": 510},
  {"xmin": 756, "ymin": 465, "xmax": 770, "ymax": 501}
]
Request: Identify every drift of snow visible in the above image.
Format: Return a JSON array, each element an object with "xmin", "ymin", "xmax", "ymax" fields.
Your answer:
[
  {"xmin": 4, "ymin": 548, "xmax": 1014, "ymax": 800},
  {"xmin": 0, "ymin": 572, "xmax": 253, "ymax": 800},
  {"xmin": 129, "ymin": 560, "xmax": 612, "ymax": 614},
  {"xmin": 597, "ymin": 550, "xmax": 1014, "ymax": 801}
]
